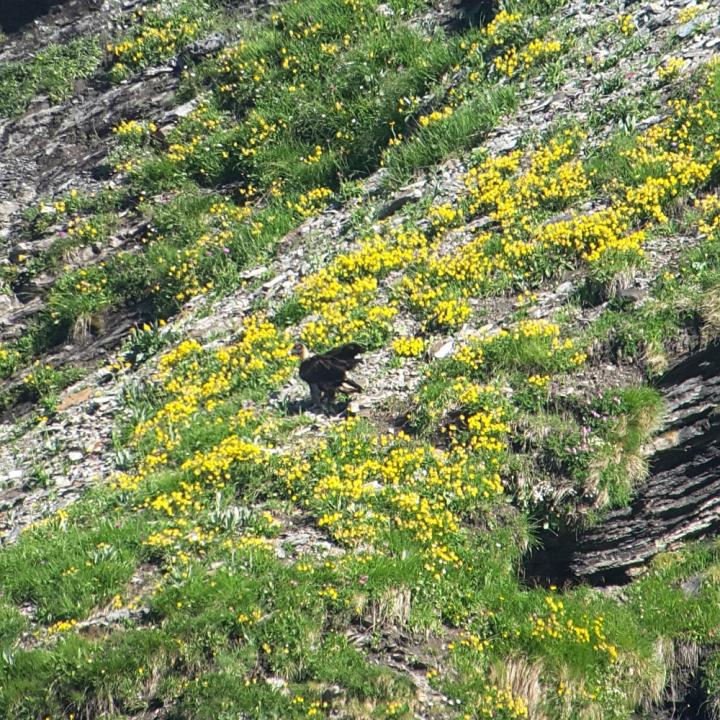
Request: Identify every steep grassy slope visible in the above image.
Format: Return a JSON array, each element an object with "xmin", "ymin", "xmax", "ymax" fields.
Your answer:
[{"xmin": 2, "ymin": 0, "xmax": 720, "ymax": 718}]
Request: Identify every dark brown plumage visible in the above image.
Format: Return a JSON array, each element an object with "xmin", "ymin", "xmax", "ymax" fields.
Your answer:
[{"xmin": 292, "ymin": 342, "xmax": 365, "ymax": 406}]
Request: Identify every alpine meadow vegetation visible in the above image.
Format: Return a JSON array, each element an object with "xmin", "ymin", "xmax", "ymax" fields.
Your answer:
[{"xmin": 3, "ymin": 0, "xmax": 720, "ymax": 719}]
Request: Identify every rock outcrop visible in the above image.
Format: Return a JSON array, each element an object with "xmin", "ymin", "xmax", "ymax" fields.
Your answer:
[{"xmin": 526, "ymin": 341, "xmax": 720, "ymax": 585}]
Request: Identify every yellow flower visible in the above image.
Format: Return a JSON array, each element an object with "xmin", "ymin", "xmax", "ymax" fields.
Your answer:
[
  {"xmin": 657, "ymin": 56, "xmax": 685, "ymax": 81},
  {"xmin": 392, "ymin": 336, "xmax": 425, "ymax": 357}
]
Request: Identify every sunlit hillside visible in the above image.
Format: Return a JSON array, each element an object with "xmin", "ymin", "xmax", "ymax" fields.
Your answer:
[{"xmin": 1, "ymin": 0, "xmax": 720, "ymax": 718}]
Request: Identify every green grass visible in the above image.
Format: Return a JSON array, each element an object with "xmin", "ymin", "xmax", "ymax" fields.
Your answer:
[
  {"xmin": 703, "ymin": 651, "xmax": 720, "ymax": 718},
  {"xmin": 8, "ymin": 209, "xmax": 119, "ymax": 290},
  {"xmin": 21, "ymin": 362, "xmax": 85, "ymax": 414},
  {"xmin": 587, "ymin": 225, "xmax": 720, "ymax": 374},
  {"xmin": 106, "ymin": 0, "xmax": 222, "ymax": 81},
  {"xmin": 0, "ymin": 361, "xmax": 85, "ymax": 415},
  {"xmin": 507, "ymin": 382, "xmax": 664, "ymax": 526},
  {"xmin": 0, "ymin": 603, "xmax": 26, "ymax": 651},
  {"xmin": 583, "ymin": 386, "xmax": 664, "ymax": 511},
  {"xmin": 4, "ymin": 1, "xmax": 720, "ymax": 719},
  {"xmin": 0, "ymin": 629, "xmax": 178, "ymax": 720},
  {"xmin": 0, "ymin": 502, "xmax": 143, "ymax": 623},
  {"xmin": 382, "ymin": 85, "xmax": 520, "ymax": 188},
  {"xmin": 0, "ymin": 36, "xmax": 101, "ymax": 117},
  {"xmin": 154, "ymin": 4, "xmax": 466, "ymax": 192},
  {"xmin": 626, "ymin": 541, "xmax": 720, "ymax": 640},
  {"xmin": 0, "ymin": 0, "xmax": 579, "ymax": 381}
]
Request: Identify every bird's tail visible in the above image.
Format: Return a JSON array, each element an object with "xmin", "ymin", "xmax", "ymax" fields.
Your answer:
[{"xmin": 338, "ymin": 379, "xmax": 363, "ymax": 394}]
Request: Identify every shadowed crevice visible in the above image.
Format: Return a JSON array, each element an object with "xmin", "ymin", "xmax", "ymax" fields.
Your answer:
[
  {"xmin": 0, "ymin": 0, "xmax": 76, "ymax": 33},
  {"xmin": 433, "ymin": 0, "xmax": 496, "ymax": 31}
]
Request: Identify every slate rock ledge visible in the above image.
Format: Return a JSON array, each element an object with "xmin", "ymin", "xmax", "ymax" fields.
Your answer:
[{"xmin": 529, "ymin": 341, "xmax": 720, "ymax": 585}]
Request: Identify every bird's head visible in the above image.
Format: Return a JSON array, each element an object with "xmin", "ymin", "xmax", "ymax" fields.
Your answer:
[{"xmin": 290, "ymin": 342, "xmax": 310, "ymax": 360}]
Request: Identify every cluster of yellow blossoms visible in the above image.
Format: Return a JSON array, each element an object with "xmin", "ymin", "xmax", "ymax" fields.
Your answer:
[
  {"xmin": 483, "ymin": 10, "xmax": 522, "ymax": 44},
  {"xmin": 115, "ymin": 316, "xmax": 292, "ymax": 500},
  {"xmin": 656, "ymin": 56, "xmax": 685, "ymax": 81},
  {"xmin": 493, "ymin": 39, "xmax": 562, "ymax": 78},
  {"xmin": 106, "ymin": 11, "xmax": 202, "ymax": 75},
  {"xmin": 697, "ymin": 194, "xmax": 720, "ymax": 235},
  {"xmin": 531, "ymin": 594, "xmax": 618, "ymax": 663},
  {"xmin": 279, "ymin": 388, "xmax": 509, "ymax": 578},
  {"xmin": 405, "ymin": 78, "xmax": 720, "ymax": 307},
  {"xmin": 676, "ymin": 4, "xmax": 705, "ymax": 23},
  {"xmin": 296, "ymin": 227, "xmax": 431, "ymax": 348},
  {"xmin": 392, "ymin": 336, "xmax": 425, "ymax": 357},
  {"xmin": 47, "ymin": 618, "xmax": 78, "ymax": 635},
  {"xmin": 81, "ymin": 19, "xmax": 720, "ymax": 719},
  {"xmin": 418, "ymin": 106, "xmax": 453, "ymax": 128},
  {"xmin": 483, "ymin": 8, "xmax": 562, "ymax": 79},
  {"xmin": 462, "ymin": 684, "xmax": 529, "ymax": 719},
  {"xmin": 65, "ymin": 216, "xmax": 101, "ymax": 242},
  {"xmin": 290, "ymin": 187, "xmax": 333, "ymax": 217},
  {"xmin": 181, "ymin": 434, "xmax": 267, "ymax": 484},
  {"xmin": 112, "ymin": 119, "xmax": 157, "ymax": 139},
  {"xmin": 617, "ymin": 13, "xmax": 635, "ymax": 36},
  {"xmin": 67, "ymin": 267, "xmax": 108, "ymax": 301}
]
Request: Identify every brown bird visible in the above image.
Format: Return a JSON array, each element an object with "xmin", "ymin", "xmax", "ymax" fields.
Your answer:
[{"xmin": 291, "ymin": 342, "xmax": 365, "ymax": 407}]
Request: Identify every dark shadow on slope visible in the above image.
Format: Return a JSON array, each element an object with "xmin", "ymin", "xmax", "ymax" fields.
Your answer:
[
  {"xmin": 436, "ymin": 0, "xmax": 496, "ymax": 31},
  {"xmin": 0, "ymin": 0, "xmax": 74, "ymax": 33},
  {"xmin": 648, "ymin": 644, "xmax": 715, "ymax": 720},
  {"xmin": 522, "ymin": 527, "xmax": 591, "ymax": 589},
  {"xmin": 658, "ymin": 672, "xmax": 712, "ymax": 720}
]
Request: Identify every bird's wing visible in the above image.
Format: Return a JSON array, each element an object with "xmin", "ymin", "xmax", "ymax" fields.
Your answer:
[
  {"xmin": 323, "ymin": 343, "xmax": 365, "ymax": 362},
  {"xmin": 299, "ymin": 356, "xmax": 346, "ymax": 385},
  {"xmin": 322, "ymin": 343, "xmax": 365, "ymax": 370}
]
